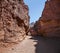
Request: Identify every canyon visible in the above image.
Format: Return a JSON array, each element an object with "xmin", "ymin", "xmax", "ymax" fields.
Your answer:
[{"xmin": 0, "ymin": 0, "xmax": 60, "ymax": 53}]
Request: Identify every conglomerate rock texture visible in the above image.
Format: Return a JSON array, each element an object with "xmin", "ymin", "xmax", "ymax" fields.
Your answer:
[
  {"xmin": 0, "ymin": 0, "xmax": 30, "ymax": 43},
  {"xmin": 32, "ymin": 0, "xmax": 60, "ymax": 37}
]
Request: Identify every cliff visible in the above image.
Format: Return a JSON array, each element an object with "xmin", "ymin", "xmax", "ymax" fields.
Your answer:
[
  {"xmin": 32, "ymin": 0, "xmax": 60, "ymax": 37},
  {"xmin": 0, "ymin": 0, "xmax": 30, "ymax": 43}
]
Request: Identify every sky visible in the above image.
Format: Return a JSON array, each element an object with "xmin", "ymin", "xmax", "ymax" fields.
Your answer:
[{"xmin": 24, "ymin": 0, "xmax": 46, "ymax": 23}]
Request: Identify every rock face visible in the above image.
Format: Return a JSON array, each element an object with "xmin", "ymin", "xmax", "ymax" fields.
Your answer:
[
  {"xmin": 0, "ymin": 0, "xmax": 30, "ymax": 43},
  {"xmin": 33, "ymin": 0, "xmax": 60, "ymax": 37},
  {"xmin": 29, "ymin": 22, "xmax": 36, "ymax": 35}
]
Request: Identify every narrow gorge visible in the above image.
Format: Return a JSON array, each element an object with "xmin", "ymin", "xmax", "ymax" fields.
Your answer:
[{"xmin": 0, "ymin": 0, "xmax": 60, "ymax": 53}]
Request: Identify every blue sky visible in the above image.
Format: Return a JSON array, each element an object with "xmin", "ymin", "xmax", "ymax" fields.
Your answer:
[{"xmin": 24, "ymin": 0, "xmax": 46, "ymax": 23}]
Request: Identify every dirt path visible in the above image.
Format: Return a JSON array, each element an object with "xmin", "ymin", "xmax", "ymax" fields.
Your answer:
[
  {"xmin": 0, "ymin": 36, "xmax": 37, "ymax": 53},
  {"xmin": 0, "ymin": 35, "xmax": 60, "ymax": 53}
]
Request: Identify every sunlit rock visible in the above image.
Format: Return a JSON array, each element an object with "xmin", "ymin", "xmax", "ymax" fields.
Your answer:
[
  {"xmin": 0, "ymin": 0, "xmax": 30, "ymax": 43},
  {"xmin": 33, "ymin": 0, "xmax": 60, "ymax": 37}
]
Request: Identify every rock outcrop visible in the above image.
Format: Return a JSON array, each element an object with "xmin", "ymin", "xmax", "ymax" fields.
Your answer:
[
  {"xmin": 0, "ymin": 0, "xmax": 30, "ymax": 43},
  {"xmin": 32, "ymin": 0, "xmax": 60, "ymax": 37}
]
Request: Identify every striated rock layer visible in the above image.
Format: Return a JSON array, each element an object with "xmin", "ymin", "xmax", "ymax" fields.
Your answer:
[
  {"xmin": 33, "ymin": 0, "xmax": 60, "ymax": 37},
  {"xmin": 0, "ymin": 0, "xmax": 30, "ymax": 43}
]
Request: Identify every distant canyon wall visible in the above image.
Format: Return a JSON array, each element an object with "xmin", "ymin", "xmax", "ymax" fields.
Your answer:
[{"xmin": 0, "ymin": 0, "xmax": 30, "ymax": 43}]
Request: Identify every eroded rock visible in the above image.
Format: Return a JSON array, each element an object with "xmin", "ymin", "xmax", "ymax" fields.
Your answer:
[{"xmin": 0, "ymin": 0, "xmax": 30, "ymax": 43}]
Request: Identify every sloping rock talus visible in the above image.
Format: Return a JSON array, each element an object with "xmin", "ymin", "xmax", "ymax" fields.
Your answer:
[
  {"xmin": 33, "ymin": 0, "xmax": 60, "ymax": 37},
  {"xmin": 0, "ymin": 0, "xmax": 30, "ymax": 43}
]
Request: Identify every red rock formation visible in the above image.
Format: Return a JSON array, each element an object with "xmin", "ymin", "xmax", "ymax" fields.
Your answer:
[
  {"xmin": 0, "ymin": 0, "xmax": 30, "ymax": 43},
  {"xmin": 33, "ymin": 0, "xmax": 60, "ymax": 37}
]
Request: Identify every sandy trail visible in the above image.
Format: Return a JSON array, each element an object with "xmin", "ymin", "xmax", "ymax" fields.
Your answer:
[
  {"xmin": 0, "ymin": 36, "xmax": 36, "ymax": 53},
  {"xmin": 0, "ymin": 35, "xmax": 60, "ymax": 53}
]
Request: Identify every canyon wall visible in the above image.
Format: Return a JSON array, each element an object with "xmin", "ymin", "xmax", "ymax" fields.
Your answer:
[
  {"xmin": 32, "ymin": 0, "xmax": 60, "ymax": 37},
  {"xmin": 0, "ymin": 0, "xmax": 30, "ymax": 43}
]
